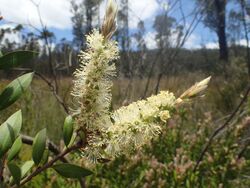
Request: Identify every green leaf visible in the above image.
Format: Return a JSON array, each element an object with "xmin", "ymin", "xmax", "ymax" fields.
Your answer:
[
  {"xmin": 63, "ymin": 115, "xmax": 74, "ymax": 146},
  {"xmin": 32, "ymin": 129, "xmax": 47, "ymax": 165},
  {"xmin": 8, "ymin": 163, "xmax": 21, "ymax": 185},
  {"xmin": 9, "ymin": 160, "xmax": 34, "ymax": 185},
  {"xmin": 0, "ymin": 73, "xmax": 34, "ymax": 110},
  {"xmin": 0, "ymin": 110, "xmax": 22, "ymax": 157},
  {"xmin": 52, "ymin": 163, "xmax": 93, "ymax": 179},
  {"xmin": 0, "ymin": 50, "xmax": 38, "ymax": 69},
  {"xmin": 0, "ymin": 125, "xmax": 15, "ymax": 158},
  {"xmin": 40, "ymin": 149, "xmax": 49, "ymax": 165},
  {"xmin": 7, "ymin": 136, "xmax": 22, "ymax": 161},
  {"xmin": 2, "ymin": 110, "xmax": 22, "ymax": 138},
  {"xmin": 21, "ymin": 161, "xmax": 34, "ymax": 178},
  {"xmin": 67, "ymin": 132, "xmax": 77, "ymax": 148}
]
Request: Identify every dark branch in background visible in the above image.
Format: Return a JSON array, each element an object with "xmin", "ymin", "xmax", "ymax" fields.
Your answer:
[
  {"xmin": 193, "ymin": 85, "xmax": 250, "ymax": 172},
  {"xmin": 26, "ymin": 0, "xmax": 59, "ymax": 93},
  {"xmin": 154, "ymin": 4, "xmax": 202, "ymax": 94},
  {"xmin": 21, "ymin": 134, "xmax": 68, "ymax": 163},
  {"xmin": 34, "ymin": 72, "xmax": 69, "ymax": 114}
]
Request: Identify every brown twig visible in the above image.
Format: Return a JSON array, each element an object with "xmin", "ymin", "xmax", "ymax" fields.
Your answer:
[{"xmin": 193, "ymin": 85, "xmax": 250, "ymax": 172}]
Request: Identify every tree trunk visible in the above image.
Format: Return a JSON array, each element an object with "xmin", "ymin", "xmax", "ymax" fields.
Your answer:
[
  {"xmin": 215, "ymin": 0, "xmax": 228, "ymax": 61},
  {"xmin": 86, "ymin": 8, "xmax": 93, "ymax": 34},
  {"xmin": 240, "ymin": 0, "xmax": 250, "ymax": 76}
]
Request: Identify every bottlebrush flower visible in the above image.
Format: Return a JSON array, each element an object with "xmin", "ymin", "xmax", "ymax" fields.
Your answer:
[{"xmin": 71, "ymin": 0, "xmax": 211, "ymax": 162}]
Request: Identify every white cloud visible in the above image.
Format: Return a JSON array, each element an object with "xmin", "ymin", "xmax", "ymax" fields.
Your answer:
[
  {"xmin": 184, "ymin": 34, "xmax": 200, "ymax": 49},
  {"xmin": 205, "ymin": 42, "xmax": 219, "ymax": 49},
  {"xmin": 237, "ymin": 39, "xmax": 247, "ymax": 46},
  {"xmin": 0, "ymin": 0, "xmax": 72, "ymax": 29},
  {"xmin": 1, "ymin": 0, "xmax": 160, "ymax": 31},
  {"xmin": 144, "ymin": 31, "xmax": 157, "ymax": 49},
  {"xmin": 128, "ymin": 0, "xmax": 159, "ymax": 29},
  {"xmin": 0, "ymin": 24, "xmax": 22, "ymax": 45}
]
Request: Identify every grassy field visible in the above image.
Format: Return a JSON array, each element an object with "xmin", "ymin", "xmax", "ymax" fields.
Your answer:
[{"xmin": 1, "ymin": 62, "xmax": 249, "ymax": 187}]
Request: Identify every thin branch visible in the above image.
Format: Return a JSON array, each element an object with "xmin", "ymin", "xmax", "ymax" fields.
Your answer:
[
  {"xmin": 29, "ymin": 0, "xmax": 59, "ymax": 92},
  {"xmin": 193, "ymin": 85, "xmax": 250, "ymax": 172},
  {"xmin": 34, "ymin": 72, "xmax": 69, "ymax": 114},
  {"xmin": 20, "ymin": 134, "xmax": 68, "ymax": 163}
]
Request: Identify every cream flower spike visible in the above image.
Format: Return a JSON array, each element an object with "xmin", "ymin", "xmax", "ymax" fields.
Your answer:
[
  {"xmin": 71, "ymin": 0, "xmax": 211, "ymax": 162},
  {"xmin": 71, "ymin": 0, "xmax": 119, "ymax": 162}
]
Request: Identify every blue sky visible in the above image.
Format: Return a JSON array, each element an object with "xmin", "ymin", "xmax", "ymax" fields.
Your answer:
[{"xmin": 0, "ymin": 0, "xmax": 243, "ymax": 49}]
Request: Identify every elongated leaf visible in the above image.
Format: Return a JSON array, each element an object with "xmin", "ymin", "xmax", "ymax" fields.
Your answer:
[
  {"xmin": 0, "ymin": 50, "xmax": 38, "ymax": 69},
  {"xmin": 52, "ymin": 163, "xmax": 93, "ymax": 178},
  {"xmin": 0, "ymin": 73, "xmax": 34, "ymax": 110},
  {"xmin": 7, "ymin": 136, "xmax": 22, "ymax": 161},
  {"xmin": 1, "ymin": 110, "xmax": 22, "ymax": 137},
  {"xmin": 0, "ymin": 125, "xmax": 14, "ymax": 158},
  {"xmin": 63, "ymin": 115, "xmax": 73, "ymax": 146},
  {"xmin": 0, "ymin": 110, "xmax": 22, "ymax": 157},
  {"xmin": 8, "ymin": 163, "xmax": 21, "ymax": 185},
  {"xmin": 32, "ymin": 129, "xmax": 46, "ymax": 165},
  {"xmin": 21, "ymin": 161, "xmax": 34, "ymax": 178}
]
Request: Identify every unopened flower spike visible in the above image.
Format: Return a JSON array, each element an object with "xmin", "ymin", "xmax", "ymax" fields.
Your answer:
[
  {"xmin": 176, "ymin": 76, "xmax": 211, "ymax": 104},
  {"xmin": 101, "ymin": 0, "xmax": 118, "ymax": 39}
]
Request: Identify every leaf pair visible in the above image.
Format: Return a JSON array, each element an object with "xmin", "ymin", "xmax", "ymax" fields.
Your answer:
[{"xmin": 0, "ymin": 110, "xmax": 22, "ymax": 158}]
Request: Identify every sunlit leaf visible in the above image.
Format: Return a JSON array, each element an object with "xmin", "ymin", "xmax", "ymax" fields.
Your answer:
[
  {"xmin": 0, "ymin": 73, "xmax": 34, "ymax": 110},
  {"xmin": 21, "ymin": 160, "xmax": 34, "ymax": 178},
  {"xmin": 7, "ymin": 136, "xmax": 22, "ymax": 161},
  {"xmin": 0, "ymin": 110, "xmax": 22, "ymax": 158}
]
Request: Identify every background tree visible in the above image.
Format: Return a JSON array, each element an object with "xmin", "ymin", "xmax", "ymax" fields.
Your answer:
[
  {"xmin": 116, "ymin": 0, "xmax": 130, "ymax": 77},
  {"xmin": 196, "ymin": 0, "xmax": 229, "ymax": 61},
  {"xmin": 71, "ymin": 0, "xmax": 101, "ymax": 50}
]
